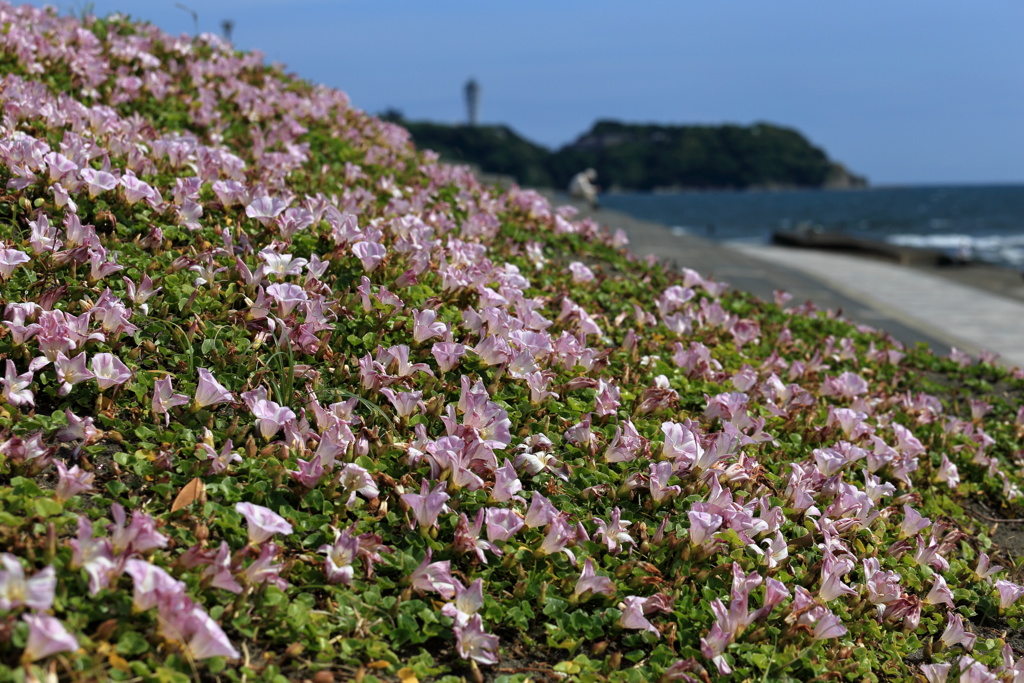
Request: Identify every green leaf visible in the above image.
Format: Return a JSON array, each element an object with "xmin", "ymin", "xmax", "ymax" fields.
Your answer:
[
  {"xmin": 33, "ymin": 498, "xmax": 63, "ymax": 518},
  {"xmin": 117, "ymin": 631, "xmax": 151, "ymax": 656}
]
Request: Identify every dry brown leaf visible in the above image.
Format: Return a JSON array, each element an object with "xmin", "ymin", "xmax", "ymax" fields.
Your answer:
[{"xmin": 171, "ymin": 477, "xmax": 206, "ymax": 512}]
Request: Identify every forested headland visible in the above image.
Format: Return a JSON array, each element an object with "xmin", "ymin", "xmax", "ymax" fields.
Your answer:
[{"xmin": 393, "ymin": 115, "xmax": 868, "ymax": 191}]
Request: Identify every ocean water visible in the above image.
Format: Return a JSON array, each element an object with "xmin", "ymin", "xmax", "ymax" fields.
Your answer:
[{"xmin": 600, "ymin": 184, "xmax": 1024, "ymax": 270}]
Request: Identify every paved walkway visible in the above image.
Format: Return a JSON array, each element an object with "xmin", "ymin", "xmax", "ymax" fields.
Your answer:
[
  {"xmin": 540, "ymin": 192, "xmax": 1024, "ymax": 369},
  {"xmin": 729, "ymin": 245, "xmax": 1024, "ymax": 369}
]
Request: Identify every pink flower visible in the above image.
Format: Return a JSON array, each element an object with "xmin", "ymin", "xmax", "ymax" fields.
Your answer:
[
  {"xmin": 409, "ymin": 549, "xmax": 457, "ymax": 598},
  {"xmin": 568, "ymin": 261, "xmax": 595, "ymax": 283},
  {"xmin": 441, "ymin": 578, "xmax": 485, "ymax": 627},
  {"xmin": 380, "ymin": 388, "xmax": 423, "ymax": 418},
  {"xmin": 401, "ymin": 479, "xmax": 450, "ymax": 529},
  {"xmin": 351, "ymin": 240, "xmax": 387, "ymax": 272},
  {"xmin": 201, "ymin": 439, "xmax": 241, "ymax": 475},
  {"xmin": 55, "ymin": 352, "xmax": 94, "ymax": 397},
  {"xmin": 186, "ymin": 607, "xmax": 241, "ymax": 660},
  {"xmin": 91, "ymin": 352, "xmax": 131, "ymax": 390},
  {"xmin": 594, "ymin": 379, "xmax": 621, "ymax": 417},
  {"xmin": 485, "ymin": 508, "xmax": 524, "ymax": 543},
  {"xmin": 235, "ymin": 502, "xmax": 293, "ymax": 544},
  {"xmin": 924, "ymin": 574, "xmax": 955, "ymax": 609},
  {"xmin": 899, "ymin": 504, "xmax": 931, "ymax": 539},
  {"xmin": 996, "ymin": 580, "xmax": 1024, "ymax": 610},
  {"xmin": 124, "ymin": 558, "xmax": 185, "ymax": 611},
  {"xmin": 818, "ymin": 549, "xmax": 856, "ymax": 602},
  {"xmin": 288, "ymin": 454, "xmax": 324, "ymax": 489},
  {"xmin": 0, "ymin": 554, "xmax": 55, "ymax": 610},
  {"xmin": 454, "ymin": 614, "xmax": 499, "ymax": 665},
  {"xmin": 811, "ymin": 610, "xmax": 847, "ymax": 640},
  {"xmin": 574, "ymin": 558, "xmax": 616, "ymax": 599},
  {"xmin": 538, "ymin": 516, "xmax": 577, "ymax": 561},
  {"xmin": 246, "ymin": 196, "xmax": 288, "ymax": 226},
  {"xmin": 22, "ymin": 613, "xmax": 78, "ymax": 662},
  {"xmin": 454, "ymin": 510, "xmax": 501, "ymax": 563},
  {"xmin": 431, "ymin": 342, "xmax": 466, "ymax": 372},
  {"xmin": 251, "ymin": 398, "xmax": 296, "ymax": 440},
  {"xmin": 648, "ymin": 461, "xmax": 681, "ymax": 503},
  {"xmin": 490, "ymin": 458, "xmax": 523, "ymax": 503},
  {"xmin": 594, "ymin": 507, "xmax": 635, "ymax": 554},
  {"xmin": 975, "ymin": 552, "xmax": 1003, "ymax": 583},
  {"xmin": 919, "ymin": 663, "xmax": 951, "ymax": 683},
  {"xmin": 241, "ymin": 543, "xmax": 288, "ymax": 591},
  {"xmin": 80, "ymin": 167, "xmax": 118, "ymax": 197},
  {"xmin": 523, "ymin": 492, "xmax": 559, "ymax": 529},
  {"xmin": 0, "ymin": 247, "xmax": 30, "ymax": 281},
  {"xmin": 152, "ymin": 376, "xmax": 189, "ymax": 424},
  {"xmin": 412, "ymin": 308, "xmax": 447, "ymax": 343},
  {"xmin": 266, "ymin": 282, "xmax": 308, "ymax": 316},
  {"xmin": 194, "ymin": 368, "xmax": 234, "ymax": 408},
  {"xmin": 55, "ymin": 461, "xmax": 94, "ymax": 501},
  {"xmin": 319, "ymin": 529, "xmax": 360, "ymax": 586},
  {"xmin": 69, "ymin": 517, "xmax": 116, "ymax": 595},
  {"xmin": 108, "ymin": 504, "xmax": 169, "ymax": 556},
  {"xmin": 1, "ymin": 360, "xmax": 33, "ymax": 406},
  {"xmin": 687, "ymin": 510, "xmax": 723, "ymax": 549},
  {"xmin": 619, "ymin": 596, "xmax": 659, "ymax": 636},
  {"xmin": 336, "ymin": 463, "xmax": 379, "ymax": 507},
  {"xmin": 939, "ymin": 611, "xmax": 976, "ymax": 651}
]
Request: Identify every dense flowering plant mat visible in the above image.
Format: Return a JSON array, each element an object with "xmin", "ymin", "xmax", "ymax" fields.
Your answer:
[{"xmin": 1, "ymin": 5, "xmax": 1024, "ymax": 682}]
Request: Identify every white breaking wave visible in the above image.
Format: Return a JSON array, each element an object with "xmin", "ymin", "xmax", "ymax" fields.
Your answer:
[{"xmin": 887, "ymin": 233, "xmax": 1024, "ymax": 267}]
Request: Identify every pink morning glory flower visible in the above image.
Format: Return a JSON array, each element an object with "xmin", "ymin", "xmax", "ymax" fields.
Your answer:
[
  {"xmin": 80, "ymin": 167, "xmax": 118, "ymax": 198},
  {"xmin": 246, "ymin": 196, "xmax": 288, "ymax": 226},
  {"xmin": 409, "ymin": 549, "xmax": 457, "ymax": 599},
  {"xmin": 251, "ymin": 398, "xmax": 296, "ymax": 440},
  {"xmin": 441, "ymin": 578, "xmax": 485, "ymax": 627},
  {"xmin": 90, "ymin": 352, "xmax": 131, "ymax": 390},
  {"xmin": 594, "ymin": 507, "xmax": 635, "ymax": 555},
  {"xmin": 573, "ymin": 558, "xmax": 616, "ymax": 599},
  {"xmin": 22, "ymin": 613, "xmax": 78, "ymax": 662},
  {"xmin": 0, "ymin": 554, "xmax": 56, "ymax": 610},
  {"xmin": 55, "ymin": 352, "xmax": 94, "ymax": 397},
  {"xmin": 319, "ymin": 528, "xmax": 360, "ymax": 586},
  {"xmin": 194, "ymin": 368, "xmax": 234, "ymax": 408},
  {"xmin": 266, "ymin": 282, "xmax": 308, "ymax": 317},
  {"xmin": 454, "ymin": 614, "xmax": 499, "ymax": 665},
  {"xmin": 152, "ymin": 376, "xmax": 189, "ymax": 424},
  {"xmin": 235, "ymin": 502, "xmax": 293, "ymax": 544},
  {"xmin": 1, "ymin": 359, "xmax": 33, "ymax": 406},
  {"xmin": 484, "ymin": 508, "xmax": 524, "ymax": 543},
  {"xmin": 996, "ymin": 580, "xmax": 1024, "ymax": 610},
  {"xmin": 0, "ymin": 247, "xmax": 30, "ymax": 281},
  {"xmin": 401, "ymin": 479, "xmax": 450, "ymax": 530},
  {"xmin": 351, "ymin": 240, "xmax": 386, "ymax": 272},
  {"xmin": 54, "ymin": 461, "xmax": 95, "ymax": 501},
  {"xmin": 619, "ymin": 596, "xmax": 659, "ymax": 636},
  {"xmin": 431, "ymin": 342, "xmax": 466, "ymax": 373},
  {"xmin": 568, "ymin": 261, "xmax": 595, "ymax": 283}
]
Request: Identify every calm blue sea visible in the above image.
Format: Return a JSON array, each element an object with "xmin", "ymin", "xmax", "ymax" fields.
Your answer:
[{"xmin": 600, "ymin": 184, "xmax": 1024, "ymax": 270}]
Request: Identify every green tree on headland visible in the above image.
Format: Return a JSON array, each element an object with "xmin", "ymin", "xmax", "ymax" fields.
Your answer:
[{"xmin": 399, "ymin": 116, "xmax": 867, "ymax": 191}]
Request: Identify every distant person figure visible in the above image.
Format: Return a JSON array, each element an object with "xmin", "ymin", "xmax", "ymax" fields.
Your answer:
[{"xmin": 569, "ymin": 168, "xmax": 600, "ymax": 209}]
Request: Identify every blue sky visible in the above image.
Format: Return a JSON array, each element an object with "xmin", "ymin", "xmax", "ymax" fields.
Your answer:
[{"xmin": 30, "ymin": 1, "xmax": 1024, "ymax": 185}]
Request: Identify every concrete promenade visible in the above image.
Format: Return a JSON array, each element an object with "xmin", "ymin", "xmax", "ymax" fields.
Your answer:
[
  {"xmin": 543, "ymin": 192, "xmax": 1024, "ymax": 369},
  {"xmin": 729, "ymin": 245, "xmax": 1024, "ymax": 369}
]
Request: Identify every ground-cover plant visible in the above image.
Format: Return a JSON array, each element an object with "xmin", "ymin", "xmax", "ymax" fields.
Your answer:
[{"xmin": 1, "ymin": 4, "xmax": 1024, "ymax": 682}]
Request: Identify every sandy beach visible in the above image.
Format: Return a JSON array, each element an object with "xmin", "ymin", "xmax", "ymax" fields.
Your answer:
[{"xmin": 541, "ymin": 190, "xmax": 1024, "ymax": 368}]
